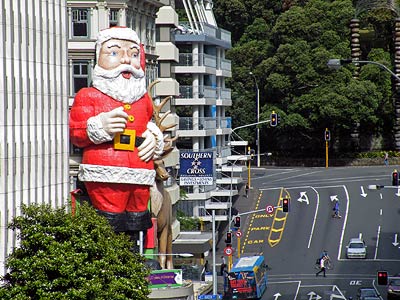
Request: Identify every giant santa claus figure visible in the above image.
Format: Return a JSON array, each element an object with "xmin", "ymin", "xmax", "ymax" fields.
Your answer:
[{"xmin": 69, "ymin": 27, "xmax": 164, "ymax": 248}]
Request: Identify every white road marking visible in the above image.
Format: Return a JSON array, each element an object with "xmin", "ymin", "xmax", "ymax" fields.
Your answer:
[{"xmin": 374, "ymin": 225, "xmax": 381, "ymax": 260}]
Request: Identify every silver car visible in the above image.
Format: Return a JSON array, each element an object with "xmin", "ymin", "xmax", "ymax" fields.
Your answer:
[{"xmin": 346, "ymin": 238, "xmax": 367, "ymax": 259}]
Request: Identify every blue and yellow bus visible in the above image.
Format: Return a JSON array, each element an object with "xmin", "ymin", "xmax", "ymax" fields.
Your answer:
[{"xmin": 224, "ymin": 255, "xmax": 268, "ymax": 300}]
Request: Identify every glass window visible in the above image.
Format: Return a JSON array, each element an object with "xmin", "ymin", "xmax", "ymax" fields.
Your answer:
[
  {"xmin": 72, "ymin": 61, "xmax": 90, "ymax": 94},
  {"xmin": 109, "ymin": 9, "xmax": 119, "ymax": 27},
  {"xmin": 72, "ymin": 9, "xmax": 88, "ymax": 37}
]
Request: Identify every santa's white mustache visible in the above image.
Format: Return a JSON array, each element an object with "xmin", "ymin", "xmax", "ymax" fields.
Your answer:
[{"xmin": 94, "ymin": 64, "xmax": 144, "ymax": 79}]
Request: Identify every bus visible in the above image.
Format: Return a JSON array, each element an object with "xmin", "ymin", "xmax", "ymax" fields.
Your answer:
[{"xmin": 224, "ymin": 255, "xmax": 268, "ymax": 300}]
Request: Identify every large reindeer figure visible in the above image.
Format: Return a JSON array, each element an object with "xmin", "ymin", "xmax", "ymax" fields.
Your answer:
[{"xmin": 148, "ymin": 81, "xmax": 178, "ymax": 269}]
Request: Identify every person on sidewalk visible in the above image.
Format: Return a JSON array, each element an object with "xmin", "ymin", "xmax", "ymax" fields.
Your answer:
[
  {"xmin": 220, "ymin": 256, "xmax": 226, "ymax": 276},
  {"xmin": 384, "ymin": 152, "xmax": 389, "ymax": 166},
  {"xmin": 316, "ymin": 256, "xmax": 327, "ymax": 277}
]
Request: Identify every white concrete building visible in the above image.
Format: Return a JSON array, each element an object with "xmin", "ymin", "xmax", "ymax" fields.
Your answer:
[
  {"xmin": 173, "ymin": 0, "xmax": 247, "ymax": 223},
  {"xmin": 0, "ymin": 0, "xmax": 70, "ymax": 274}
]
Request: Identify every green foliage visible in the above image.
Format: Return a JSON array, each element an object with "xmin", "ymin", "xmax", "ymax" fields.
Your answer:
[
  {"xmin": 0, "ymin": 202, "xmax": 151, "ymax": 300},
  {"xmin": 176, "ymin": 211, "xmax": 200, "ymax": 231},
  {"xmin": 214, "ymin": 0, "xmax": 397, "ymax": 155}
]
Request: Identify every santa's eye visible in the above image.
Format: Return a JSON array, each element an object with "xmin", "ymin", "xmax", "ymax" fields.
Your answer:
[
  {"xmin": 132, "ymin": 52, "xmax": 138, "ymax": 58},
  {"xmin": 110, "ymin": 51, "xmax": 117, "ymax": 56}
]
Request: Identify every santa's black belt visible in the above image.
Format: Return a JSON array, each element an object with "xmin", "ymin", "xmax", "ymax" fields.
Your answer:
[{"xmin": 114, "ymin": 131, "xmax": 145, "ymax": 151}]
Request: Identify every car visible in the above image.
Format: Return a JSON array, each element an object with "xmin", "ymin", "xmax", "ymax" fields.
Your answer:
[
  {"xmin": 388, "ymin": 276, "xmax": 400, "ymax": 299},
  {"xmin": 174, "ymin": 24, "xmax": 194, "ymax": 35},
  {"xmin": 346, "ymin": 238, "xmax": 367, "ymax": 259},
  {"xmin": 357, "ymin": 287, "xmax": 380, "ymax": 300}
]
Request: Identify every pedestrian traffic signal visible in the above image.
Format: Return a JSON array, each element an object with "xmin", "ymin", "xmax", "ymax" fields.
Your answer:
[
  {"xmin": 270, "ymin": 111, "xmax": 278, "ymax": 127},
  {"xmin": 377, "ymin": 270, "xmax": 388, "ymax": 285},
  {"xmin": 392, "ymin": 170, "xmax": 399, "ymax": 186},
  {"xmin": 325, "ymin": 129, "xmax": 331, "ymax": 141},
  {"xmin": 233, "ymin": 216, "xmax": 241, "ymax": 228},
  {"xmin": 225, "ymin": 232, "xmax": 232, "ymax": 244},
  {"xmin": 282, "ymin": 198, "xmax": 290, "ymax": 212}
]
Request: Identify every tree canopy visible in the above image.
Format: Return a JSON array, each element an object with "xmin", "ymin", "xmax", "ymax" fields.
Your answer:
[{"xmin": 215, "ymin": 0, "xmax": 396, "ymax": 158}]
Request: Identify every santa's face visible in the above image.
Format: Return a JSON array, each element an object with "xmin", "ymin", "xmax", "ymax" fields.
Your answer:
[{"xmin": 92, "ymin": 38, "xmax": 146, "ymax": 103}]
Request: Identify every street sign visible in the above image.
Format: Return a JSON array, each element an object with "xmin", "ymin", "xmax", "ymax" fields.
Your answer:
[
  {"xmin": 266, "ymin": 205, "xmax": 274, "ymax": 214},
  {"xmin": 236, "ymin": 230, "xmax": 242, "ymax": 238},
  {"xmin": 224, "ymin": 246, "xmax": 233, "ymax": 256}
]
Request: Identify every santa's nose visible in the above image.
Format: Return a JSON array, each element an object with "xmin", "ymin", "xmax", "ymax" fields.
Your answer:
[{"xmin": 120, "ymin": 51, "xmax": 131, "ymax": 64}]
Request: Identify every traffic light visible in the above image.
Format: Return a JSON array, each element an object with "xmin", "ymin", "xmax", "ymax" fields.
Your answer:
[
  {"xmin": 270, "ymin": 111, "xmax": 278, "ymax": 127},
  {"xmin": 325, "ymin": 129, "xmax": 331, "ymax": 141},
  {"xmin": 282, "ymin": 198, "xmax": 290, "ymax": 212},
  {"xmin": 233, "ymin": 216, "xmax": 241, "ymax": 228},
  {"xmin": 225, "ymin": 232, "xmax": 232, "ymax": 244},
  {"xmin": 377, "ymin": 270, "xmax": 388, "ymax": 285},
  {"xmin": 392, "ymin": 170, "xmax": 399, "ymax": 186}
]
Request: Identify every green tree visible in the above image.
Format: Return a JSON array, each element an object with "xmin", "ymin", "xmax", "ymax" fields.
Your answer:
[{"xmin": 0, "ymin": 202, "xmax": 151, "ymax": 300}]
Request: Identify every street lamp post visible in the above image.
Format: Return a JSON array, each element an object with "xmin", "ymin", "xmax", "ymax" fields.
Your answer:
[
  {"xmin": 327, "ymin": 59, "xmax": 400, "ymax": 82},
  {"xmin": 249, "ymin": 72, "xmax": 261, "ymax": 167}
]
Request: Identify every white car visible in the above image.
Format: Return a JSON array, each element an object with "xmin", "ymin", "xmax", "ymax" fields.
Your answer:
[{"xmin": 346, "ymin": 238, "xmax": 367, "ymax": 259}]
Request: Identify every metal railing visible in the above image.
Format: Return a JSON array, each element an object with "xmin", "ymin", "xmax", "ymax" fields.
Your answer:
[{"xmin": 178, "ymin": 117, "xmax": 217, "ymax": 130}]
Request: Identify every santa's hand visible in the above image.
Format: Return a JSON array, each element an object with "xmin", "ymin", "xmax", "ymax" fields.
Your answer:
[
  {"xmin": 138, "ymin": 129, "xmax": 156, "ymax": 162},
  {"xmin": 99, "ymin": 107, "xmax": 128, "ymax": 134},
  {"xmin": 87, "ymin": 107, "xmax": 128, "ymax": 144}
]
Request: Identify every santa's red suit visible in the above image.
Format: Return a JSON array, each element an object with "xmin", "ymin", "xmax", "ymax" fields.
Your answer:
[{"xmin": 70, "ymin": 87, "xmax": 156, "ymax": 232}]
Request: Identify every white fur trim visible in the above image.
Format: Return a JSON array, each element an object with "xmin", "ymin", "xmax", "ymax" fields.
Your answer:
[
  {"xmin": 87, "ymin": 115, "xmax": 114, "ymax": 144},
  {"xmin": 147, "ymin": 122, "xmax": 165, "ymax": 159},
  {"xmin": 78, "ymin": 164, "xmax": 155, "ymax": 185}
]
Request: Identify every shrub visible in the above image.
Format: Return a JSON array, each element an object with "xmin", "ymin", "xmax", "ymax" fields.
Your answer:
[{"xmin": 0, "ymin": 202, "xmax": 151, "ymax": 300}]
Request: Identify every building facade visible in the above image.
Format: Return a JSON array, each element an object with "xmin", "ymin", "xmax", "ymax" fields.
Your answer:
[
  {"xmin": 173, "ymin": 0, "xmax": 247, "ymax": 224},
  {"xmin": 0, "ymin": 0, "xmax": 70, "ymax": 274}
]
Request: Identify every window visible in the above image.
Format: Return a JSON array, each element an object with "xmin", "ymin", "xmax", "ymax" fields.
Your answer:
[
  {"xmin": 72, "ymin": 61, "xmax": 90, "ymax": 94},
  {"xmin": 109, "ymin": 9, "xmax": 119, "ymax": 27},
  {"xmin": 72, "ymin": 9, "xmax": 89, "ymax": 37}
]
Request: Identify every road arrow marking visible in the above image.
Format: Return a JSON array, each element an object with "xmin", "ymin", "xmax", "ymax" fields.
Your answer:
[
  {"xmin": 393, "ymin": 233, "xmax": 399, "ymax": 247},
  {"xmin": 297, "ymin": 191, "xmax": 309, "ymax": 205},
  {"xmin": 330, "ymin": 195, "xmax": 339, "ymax": 202},
  {"xmin": 360, "ymin": 186, "xmax": 367, "ymax": 197},
  {"xmin": 273, "ymin": 293, "xmax": 281, "ymax": 300},
  {"xmin": 396, "ymin": 187, "xmax": 400, "ymax": 197},
  {"xmin": 308, "ymin": 291, "xmax": 322, "ymax": 300}
]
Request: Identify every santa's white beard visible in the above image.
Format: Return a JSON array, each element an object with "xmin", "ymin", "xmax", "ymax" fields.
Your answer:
[{"xmin": 92, "ymin": 64, "xmax": 147, "ymax": 104}]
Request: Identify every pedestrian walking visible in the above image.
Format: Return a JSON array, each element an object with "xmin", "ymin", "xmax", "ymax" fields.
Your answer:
[
  {"xmin": 220, "ymin": 256, "xmax": 226, "ymax": 276},
  {"xmin": 245, "ymin": 183, "xmax": 249, "ymax": 198},
  {"xmin": 332, "ymin": 200, "xmax": 341, "ymax": 218},
  {"xmin": 384, "ymin": 152, "xmax": 389, "ymax": 166},
  {"xmin": 316, "ymin": 256, "xmax": 327, "ymax": 277}
]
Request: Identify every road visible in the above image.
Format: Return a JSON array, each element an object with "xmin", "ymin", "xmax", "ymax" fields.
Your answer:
[{"xmin": 228, "ymin": 166, "xmax": 400, "ymax": 300}]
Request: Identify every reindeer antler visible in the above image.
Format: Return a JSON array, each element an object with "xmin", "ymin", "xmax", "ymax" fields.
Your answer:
[
  {"xmin": 148, "ymin": 80, "xmax": 178, "ymax": 135},
  {"xmin": 148, "ymin": 80, "xmax": 179, "ymax": 181}
]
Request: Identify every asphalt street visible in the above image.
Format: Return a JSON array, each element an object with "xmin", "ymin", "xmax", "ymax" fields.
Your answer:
[{"xmin": 225, "ymin": 165, "xmax": 400, "ymax": 300}]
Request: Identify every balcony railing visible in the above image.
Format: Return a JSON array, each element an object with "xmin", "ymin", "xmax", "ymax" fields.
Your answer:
[
  {"xmin": 217, "ymin": 117, "xmax": 232, "ymax": 129},
  {"xmin": 178, "ymin": 117, "xmax": 217, "ymax": 130},
  {"xmin": 216, "ymin": 87, "xmax": 231, "ymax": 100},
  {"xmin": 177, "ymin": 53, "xmax": 216, "ymax": 68},
  {"xmin": 178, "ymin": 85, "xmax": 217, "ymax": 99},
  {"xmin": 217, "ymin": 58, "xmax": 231, "ymax": 72}
]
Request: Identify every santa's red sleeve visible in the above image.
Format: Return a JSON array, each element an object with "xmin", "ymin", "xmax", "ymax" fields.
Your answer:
[{"xmin": 69, "ymin": 88, "xmax": 95, "ymax": 148}]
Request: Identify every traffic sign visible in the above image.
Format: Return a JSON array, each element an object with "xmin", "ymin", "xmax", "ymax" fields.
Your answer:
[
  {"xmin": 224, "ymin": 246, "xmax": 233, "ymax": 256},
  {"xmin": 266, "ymin": 205, "xmax": 274, "ymax": 214},
  {"xmin": 236, "ymin": 230, "xmax": 242, "ymax": 238}
]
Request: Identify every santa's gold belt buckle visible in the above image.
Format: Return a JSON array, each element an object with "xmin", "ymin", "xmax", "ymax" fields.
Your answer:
[{"xmin": 114, "ymin": 129, "xmax": 136, "ymax": 151}]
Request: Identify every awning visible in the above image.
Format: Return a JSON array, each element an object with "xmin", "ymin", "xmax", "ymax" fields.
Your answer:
[{"xmin": 172, "ymin": 231, "xmax": 213, "ymax": 254}]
